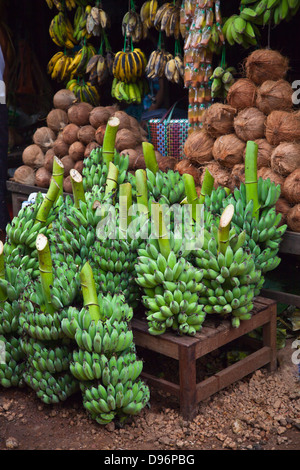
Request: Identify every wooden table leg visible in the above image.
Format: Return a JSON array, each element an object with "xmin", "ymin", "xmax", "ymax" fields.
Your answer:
[
  {"xmin": 179, "ymin": 343, "xmax": 197, "ymax": 421},
  {"xmin": 262, "ymin": 303, "xmax": 277, "ymax": 372}
]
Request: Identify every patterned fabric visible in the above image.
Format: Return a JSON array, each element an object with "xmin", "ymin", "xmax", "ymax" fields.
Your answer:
[{"xmin": 147, "ymin": 118, "xmax": 189, "ymax": 159}]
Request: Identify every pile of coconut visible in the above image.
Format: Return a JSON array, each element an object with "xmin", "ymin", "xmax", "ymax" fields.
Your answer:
[
  {"xmin": 12, "ymin": 88, "xmax": 160, "ymax": 194},
  {"xmin": 179, "ymin": 48, "xmax": 300, "ymax": 233}
]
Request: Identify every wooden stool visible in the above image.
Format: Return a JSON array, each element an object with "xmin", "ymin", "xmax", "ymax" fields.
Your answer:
[{"xmin": 131, "ymin": 297, "xmax": 277, "ymax": 421}]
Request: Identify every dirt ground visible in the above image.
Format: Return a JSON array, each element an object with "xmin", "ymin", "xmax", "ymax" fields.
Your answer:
[{"xmin": 0, "ymin": 338, "xmax": 299, "ymax": 451}]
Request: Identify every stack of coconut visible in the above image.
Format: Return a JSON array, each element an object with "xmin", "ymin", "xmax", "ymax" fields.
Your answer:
[
  {"xmin": 179, "ymin": 48, "xmax": 300, "ymax": 233},
  {"xmin": 12, "ymin": 88, "xmax": 166, "ymax": 194}
]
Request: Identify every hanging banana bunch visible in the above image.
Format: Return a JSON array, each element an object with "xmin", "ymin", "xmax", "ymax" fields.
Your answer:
[
  {"xmin": 145, "ymin": 47, "xmax": 173, "ymax": 80},
  {"xmin": 68, "ymin": 42, "xmax": 96, "ymax": 77},
  {"xmin": 45, "ymin": 0, "xmax": 77, "ymax": 10},
  {"xmin": 86, "ymin": 5, "xmax": 110, "ymax": 36},
  {"xmin": 86, "ymin": 30, "xmax": 114, "ymax": 86},
  {"xmin": 47, "ymin": 51, "xmax": 74, "ymax": 83},
  {"xmin": 73, "ymin": 4, "xmax": 93, "ymax": 41},
  {"xmin": 66, "ymin": 78, "xmax": 100, "ymax": 106},
  {"xmin": 140, "ymin": 0, "xmax": 157, "ymax": 37},
  {"xmin": 112, "ymin": 47, "xmax": 147, "ymax": 83},
  {"xmin": 154, "ymin": 0, "xmax": 181, "ymax": 39},
  {"xmin": 164, "ymin": 40, "xmax": 184, "ymax": 84},
  {"xmin": 122, "ymin": 1, "xmax": 143, "ymax": 43},
  {"xmin": 49, "ymin": 11, "xmax": 78, "ymax": 49}
]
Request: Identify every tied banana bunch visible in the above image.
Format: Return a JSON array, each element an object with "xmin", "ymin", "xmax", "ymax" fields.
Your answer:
[
  {"xmin": 45, "ymin": 0, "xmax": 77, "ymax": 10},
  {"xmin": 145, "ymin": 49, "xmax": 173, "ymax": 79},
  {"xmin": 153, "ymin": 1, "xmax": 181, "ymax": 39},
  {"xmin": 86, "ymin": 53, "xmax": 111, "ymax": 86},
  {"xmin": 68, "ymin": 42, "xmax": 96, "ymax": 76},
  {"xmin": 47, "ymin": 51, "xmax": 74, "ymax": 83},
  {"xmin": 210, "ymin": 65, "xmax": 236, "ymax": 99},
  {"xmin": 122, "ymin": 9, "xmax": 144, "ymax": 43},
  {"xmin": 164, "ymin": 54, "xmax": 184, "ymax": 84},
  {"xmin": 112, "ymin": 48, "xmax": 147, "ymax": 83},
  {"xmin": 66, "ymin": 78, "xmax": 100, "ymax": 106},
  {"xmin": 222, "ymin": 13, "xmax": 261, "ymax": 48},
  {"xmin": 239, "ymin": 0, "xmax": 300, "ymax": 26},
  {"xmin": 86, "ymin": 6, "xmax": 110, "ymax": 37},
  {"xmin": 111, "ymin": 78, "xmax": 148, "ymax": 104},
  {"xmin": 73, "ymin": 4, "xmax": 93, "ymax": 41},
  {"xmin": 140, "ymin": 0, "xmax": 158, "ymax": 37},
  {"xmin": 49, "ymin": 11, "xmax": 77, "ymax": 49}
]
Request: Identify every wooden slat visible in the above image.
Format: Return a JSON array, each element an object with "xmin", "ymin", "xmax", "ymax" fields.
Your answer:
[
  {"xmin": 261, "ymin": 289, "xmax": 300, "ymax": 308},
  {"xmin": 279, "ymin": 231, "xmax": 300, "ymax": 255},
  {"xmin": 140, "ymin": 371, "xmax": 180, "ymax": 397}
]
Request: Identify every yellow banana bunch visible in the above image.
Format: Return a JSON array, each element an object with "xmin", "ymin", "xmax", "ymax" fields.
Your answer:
[
  {"xmin": 111, "ymin": 78, "xmax": 149, "ymax": 104},
  {"xmin": 122, "ymin": 10, "xmax": 143, "ymax": 43},
  {"xmin": 47, "ymin": 51, "xmax": 74, "ymax": 82},
  {"xmin": 49, "ymin": 11, "xmax": 77, "ymax": 49},
  {"xmin": 164, "ymin": 54, "xmax": 184, "ymax": 84},
  {"xmin": 112, "ymin": 48, "xmax": 147, "ymax": 83},
  {"xmin": 66, "ymin": 79, "xmax": 100, "ymax": 106},
  {"xmin": 145, "ymin": 49, "xmax": 173, "ymax": 79},
  {"xmin": 154, "ymin": 1, "xmax": 181, "ymax": 38},
  {"xmin": 73, "ymin": 4, "xmax": 93, "ymax": 41},
  {"xmin": 46, "ymin": 0, "xmax": 77, "ymax": 10},
  {"xmin": 68, "ymin": 43, "xmax": 96, "ymax": 77}
]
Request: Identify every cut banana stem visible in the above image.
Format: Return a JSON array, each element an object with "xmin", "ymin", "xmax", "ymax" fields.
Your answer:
[
  {"xmin": 52, "ymin": 156, "xmax": 64, "ymax": 201},
  {"xmin": 151, "ymin": 202, "xmax": 171, "ymax": 260},
  {"xmin": 105, "ymin": 162, "xmax": 119, "ymax": 197},
  {"xmin": 80, "ymin": 262, "xmax": 102, "ymax": 322},
  {"xmin": 198, "ymin": 169, "xmax": 215, "ymax": 204},
  {"xmin": 119, "ymin": 183, "xmax": 133, "ymax": 239},
  {"xmin": 102, "ymin": 116, "xmax": 120, "ymax": 166},
  {"xmin": 0, "ymin": 241, "xmax": 6, "ymax": 303},
  {"xmin": 35, "ymin": 177, "xmax": 61, "ymax": 226},
  {"xmin": 183, "ymin": 173, "xmax": 199, "ymax": 222},
  {"xmin": 135, "ymin": 169, "xmax": 149, "ymax": 215},
  {"xmin": 218, "ymin": 204, "xmax": 235, "ymax": 255},
  {"xmin": 36, "ymin": 234, "xmax": 55, "ymax": 315},
  {"xmin": 143, "ymin": 142, "xmax": 159, "ymax": 175},
  {"xmin": 245, "ymin": 140, "xmax": 260, "ymax": 221},
  {"xmin": 70, "ymin": 169, "xmax": 86, "ymax": 208}
]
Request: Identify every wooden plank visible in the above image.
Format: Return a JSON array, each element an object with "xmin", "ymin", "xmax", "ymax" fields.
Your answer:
[
  {"xmin": 262, "ymin": 302, "xmax": 277, "ymax": 372},
  {"xmin": 215, "ymin": 346, "xmax": 271, "ymax": 390},
  {"xmin": 261, "ymin": 289, "xmax": 300, "ymax": 308},
  {"xmin": 179, "ymin": 343, "xmax": 197, "ymax": 421},
  {"xmin": 140, "ymin": 371, "xmax": 180, "ymax": 397},
  {"xmin": 196, "ymin": 376, "xmax": 219, "ymax": 403},
  {"xmin": 279, "ymin": 231, "xmax": 300, "ymax": 255}
]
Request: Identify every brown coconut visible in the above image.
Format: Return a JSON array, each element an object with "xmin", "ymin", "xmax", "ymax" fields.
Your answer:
[
  {"xmin": 44, "ymin": 149, "xmax": 55, "ymax": 173},
  {"xmin": 95, "ymin": 125, "xmax": 107, "ymax": 146},
  {"xmin": 244, "ymin": 49, "xmax": 289, "ymax": 86},
  {"xmin": 74, "ymin": 160, "xmax": 84, "ymax": 174},
  {"xmin": 12, "ymin": 165, "xmax": 36, "ymax": 186},
  {"xmin": 133, "ymin": 155, "xmax": 146, "ymax": 170},
  {"xmin": 35, "ymin": 167, "xmax": 51, "ymax": 188},
  {"xmin": 184, "ymin": 130, "xmax": 215, "ymax": 166},
  {"xmin": 69, "ymin": 141, "xmax": 86, "ymax": 162},
  {"xmin": 234, "ymin": 107, "xmax": 266, "ymax": 142},
  {"xmin": 257, "ymin": 167, "xmax": 285, "ymax": 186},
  {"xmin": 62, "ymin": 123, "xmax": 80, "ymax": 145},
  {"xmin": 275, "ymin": 197, "xmax": 291, "ymax": 226},
  {"xmin": 33, "ymin": 127, "xmax": 56, "ymax": 152},
  {"xmin": 89, "ymin": 106, "xmax": 111, "ymax": 129},
  {"xmin": 226, "ymin": 79, "xmax": 257, "ymax": 110},
  {"xmin": 67, "ymin": 102, "xmax": 93, "ymax": 127},
  {"xmin": 271, "ymin": 142, "xmax": 300, "ymax": 176},
  {"xmin": 256, "ymin": 79, "xmax": 293, "ymax": 115},
  {"xmin": 120, "ymin": 149, "xmax": 138, "ymax": 171},
  {"xmin": 22, "ymin": 144, "xmax": 45, "ymax": 169},
  {"xmin": 265, "ymin": 110, "xmax": 300, "ymax": 146},
  {"xmin": 46, "ymin": 108, "xmax": 68, "ymax": 133},
  {"xmin": 63, "ymin": 175, "xmax": 73, "ymax": 194},
  {"xmin": 158, "ymin": 157, "xmax": 178, "ymax": 173},
  {"xmin": 282, "ymin": 168, "xmax": 300, "ymax": 204},
  {"xmin": 231, "ymin": 163, "xmax": 246, "ymax": 187},
  {"xmin": 115, "ymin": 128, "xmax": 139, "ymax": 153},
  {"xmin": 243, "ymin": 138, "xmax": 273, "ymax": 169},
  {"xmin": 77, "ymin": 125, "xmax": 96, "ymax": 145},
  {"xmin": 287, "ymin": 204, "xmax": 300, "ymax": 232},
  {"xmin": 203, "ymin": 103, "xmax": 236, "ymax": 138},
  {"xmin": 212, "ymin": 134, "xmax": 246, "ymax": 168},
  {"xmin": 53, "ymin": 138, "xmax": 69, "ymax": 158},
  {"xmin": 174, "ymin": 159, "xmax": 201, "ymax": 185},
  {"xmin": 61, "ymin": 156, "xmax": 75, "ymax": 177},
  {"xmin": 113, "ymin": 110, "xmax": 131, "ymax": 130},
  {"xmin": 84, "ymin": 141, "xmax": 100, "ymax": 158},
  {"xmin": 53, "ymin": 89, "xmax": 76, "ymax": 111},
  {"xmin": 201, "ymin": 161, "xmax": 232, "ymax": 189}
]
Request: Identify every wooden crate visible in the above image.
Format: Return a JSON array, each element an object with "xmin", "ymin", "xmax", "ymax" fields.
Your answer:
[{"xmin": 131, "ymin": 297, "xmax": 277, "ymax": 421}]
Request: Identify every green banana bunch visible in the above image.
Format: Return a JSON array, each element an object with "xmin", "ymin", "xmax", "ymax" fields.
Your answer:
[
  {"xmin": 239, "ymin": 0, "xmax": 300, "ymax": 26},
  {"xmin": 146, "ymin": 168, "xmax": 185, "ymax": 206},
  {"xmin": 223, "ymin": 12, "xmax": 261, "ymax": 48},
  {"xmin": 210, "ymin": 65, "xmax": 237, "ymax": 99},
  {"xmin": 135, "ymin": 234, "xmax": 206, "ymax": 336},
  {"xmin": 0, "ymin": 335, "xmax": 25, "ymax": 388},
  {"xmin": 192, "ymin": 225, "xmax": 262, "ymax": 328}
]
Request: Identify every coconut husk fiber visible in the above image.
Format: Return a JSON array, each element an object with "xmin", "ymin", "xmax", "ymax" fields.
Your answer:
[
  {"xmin": 243, "ymin": 138, "xmax": 273, "ymax": 169},
  {"xmin": 244, "ymin": 49, "xmax": 289, "ymax": 86},
  {"xmin": 174, "ymin": 159, "xmax": 202, "ymax": 185},
  {"xmin": 184, "ymin": 130, "xmax": 214, "ymax": 166},
  {"xmin": 212, "ymin": 134, "xmax": 245, "ymax": 168},
  {"xmin": 226, "ymin": 78, "xmax": 257, "ymax": 110},
  {"xmin": 265, "ymin": 110, "xmax": 300, "ymax": 146},
  {"xmin": 287, "ymin": 204, "xmax": 300, "ymax": 232},
  {"xmin": 202, "ymin": 103, "xmax": 236, "ymax": 138},
  {"xmin": 201, "ymin": 161, "xmax": 232, "ymax": 189},
  {"xmin": 257, "ymin": 167, "xmax": 285, "ymax": 186},
  {"xmin": 275, "ymin": 197, "xmax": 291, "ymax": 226},
  {"xmin": 282, "ymin": 168, "xmax": 300, "ymax": 204},
  {"xmin": 231, "ymin": 163, "xmax": 245, "ymax": 188},
  {"xmin": 271, "ymin": 142, "xmax": 300, "ymax": 176},
  {"xmin": 234, "ymin": 107, "xmax": 266, "ymax": 142},
  {"xmin": 256, "ymin": 79, "xmax": 293, "ymax": 115}
]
